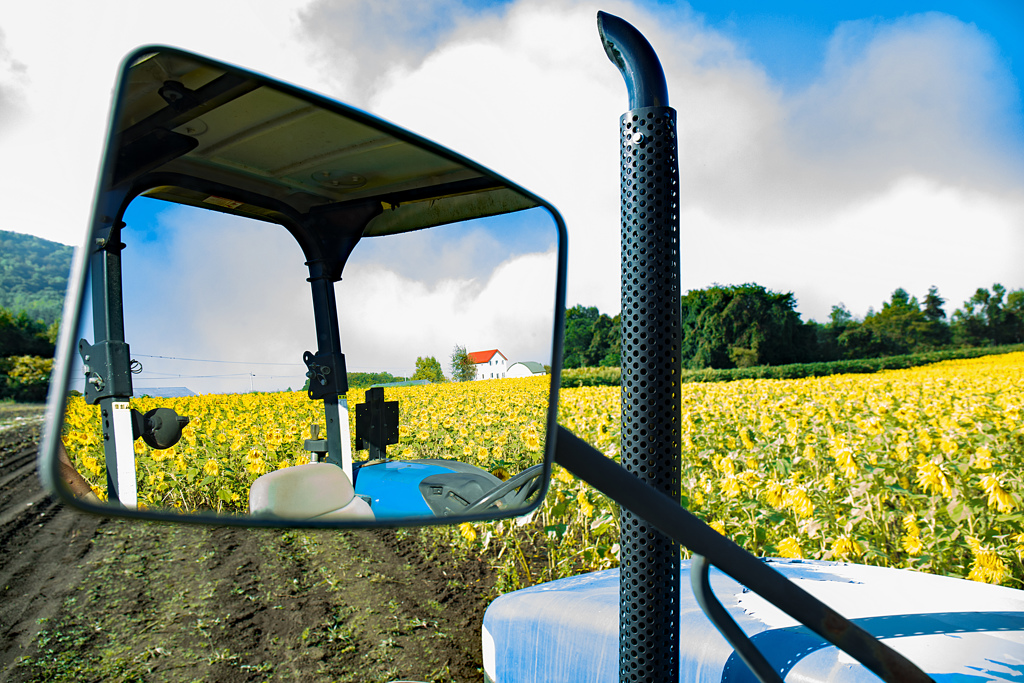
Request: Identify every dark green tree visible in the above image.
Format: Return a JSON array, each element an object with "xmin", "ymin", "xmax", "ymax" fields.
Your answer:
[
  {"xmin": 920, "ymin": 285, "xmax": 951, "ymax": 346},
  {"xmin": 584, "ymin": 313, "xmax": 615, "ymax": 366},
  {"xmin": 562, "ymin": 305, "xmax": 600, "ymax": 368},
  {"xmin": 412, "ymin": 356, "xmax": 446, "ymax": 383},
  {"xmin": 922, "ymin": 286, "xmax": 946, "ymax": 321},
  {"xmin": 0, "ymin": 307, "xmax": 55, "ymax": 357},
  {"xmin": 599, "ymin": 314, "xmax": 622, "ymax": 366},
  {"xmin": 860, "ymin": 288, "xmax": 930, "ymax": 355},
  {"xmin": 953, "ymin": 284, "xmax": 1024, "ymax": 346},
  {"xmin": 450, "ymin": 345, "xmax": 476, "ymax": 382},
  {"xmin": 807, "ymin": 303, "xmax": 853, "ymax": 362},
  {"xmin": 680, "ymin": 284, "xmax": 806, "ymax": 369}
]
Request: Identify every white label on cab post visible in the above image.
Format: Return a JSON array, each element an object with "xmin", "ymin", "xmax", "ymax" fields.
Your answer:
[
  {"xmin": 112, "ymin": 401, "xmax": 138, "ymax": 508},
  {"xmin": 339, "ymin": 397, "xmax": 353, "ymax": 484}
]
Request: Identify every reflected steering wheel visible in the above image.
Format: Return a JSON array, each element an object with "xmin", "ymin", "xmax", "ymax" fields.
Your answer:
[{"xmin": 464, "ymin": 464, "xmax": 546, "ymax": 513}]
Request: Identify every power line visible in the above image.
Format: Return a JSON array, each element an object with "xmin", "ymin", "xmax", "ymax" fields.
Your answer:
[{"xmin": 131, "ymin": 356, "xmax": 303, "ymax": 366}]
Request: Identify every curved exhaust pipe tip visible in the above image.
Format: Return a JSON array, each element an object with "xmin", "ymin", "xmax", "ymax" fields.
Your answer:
[{"xmin": 597, "ymin": 10, "xmax": 669, "ymax": 110}]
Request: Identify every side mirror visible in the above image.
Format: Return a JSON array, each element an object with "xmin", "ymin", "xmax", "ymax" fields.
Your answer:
[{"xmin": 41, "ymin": 47, "xmax": 567, "ymax": 527}]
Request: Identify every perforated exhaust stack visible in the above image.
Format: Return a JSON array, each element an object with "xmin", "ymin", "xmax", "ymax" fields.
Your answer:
[{"xmin": 598, "ymin": 10, "xmax": 682, "ymax": 683}]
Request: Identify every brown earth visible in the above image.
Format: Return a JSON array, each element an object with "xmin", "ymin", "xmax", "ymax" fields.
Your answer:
[{"xmin": 0, "ymin": 405, "xmax": 495, "ymax": 682}]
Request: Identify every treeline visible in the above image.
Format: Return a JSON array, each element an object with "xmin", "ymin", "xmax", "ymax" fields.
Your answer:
[
  {"xmin": 561, "ymin": 345, "xmax": 1024, "ymax": 387},
  {"xmin": 348, "ymin": 371, "xmax": 409, "ymax": 389},
  {"xmin": 1, "ymin": 305, "xmax": 59, "ymax": 401},
  {"xmin": 562, "ymin": 282, "xmax": 1024, "ymax": 371},
  {"xmin": 301, "ymin": 371, "xmax": 411, "ymax": 393},
  {"xmin": 0, "ymin": 230, "xmax": 74, "ymax": 325}
]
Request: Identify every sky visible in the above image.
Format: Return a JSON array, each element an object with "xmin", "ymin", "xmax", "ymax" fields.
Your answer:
[
  {"xmin": 2, "ymin": 0, "xmax": 1022, "ymax": 346},
  {"xmin": 66, "ymin": 199, "xmax": 560, "ymax": 393}
]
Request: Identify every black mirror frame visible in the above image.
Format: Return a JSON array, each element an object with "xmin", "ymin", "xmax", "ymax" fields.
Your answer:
[{"xmin": 39, "ymin": 45, "xmax": 568, "ymax": 529}]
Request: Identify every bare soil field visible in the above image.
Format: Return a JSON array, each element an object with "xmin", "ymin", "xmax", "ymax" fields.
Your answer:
[{"xmin": 0, "ymin": 404, "xmax": 494, "ymax": 682}]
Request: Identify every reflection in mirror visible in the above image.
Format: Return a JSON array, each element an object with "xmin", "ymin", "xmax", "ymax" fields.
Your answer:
[
  {"xmin": 63, "ymin": 200, "xmax": 559, "ymax": 521},
  {"xmin": 53, "ymin": 48, "xmax": 564, "ymax": 525}
]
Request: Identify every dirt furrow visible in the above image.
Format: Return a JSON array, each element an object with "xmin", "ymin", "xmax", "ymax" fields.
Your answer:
[{"xmin": 0, "ymin": 406, "xmax": 494, "ymax": 682}]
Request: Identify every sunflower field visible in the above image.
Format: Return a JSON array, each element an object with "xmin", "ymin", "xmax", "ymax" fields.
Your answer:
[
  {"xmin": 62, "ymin": 353, "xmax": 1024, "ymax": 589},
  {"xmin": 61, "ymin": 376, "xmax": 551, "ymax": 513}
]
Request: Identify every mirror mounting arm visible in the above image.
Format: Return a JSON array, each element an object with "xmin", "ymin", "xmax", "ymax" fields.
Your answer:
[
  {"xmin": 84, "ymin": 209, "xmax": 134, "ymax": 404},
  {"xmin": 82, "ymin": 198, "xmax": 140, "ymax": 506},
  {"xmin": 305, "ymin": 260, "xmax": 349, "ymax": 469}
]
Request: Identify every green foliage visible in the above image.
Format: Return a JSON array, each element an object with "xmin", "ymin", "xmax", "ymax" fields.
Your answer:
[
  {"xmin": 0, "ymin": 306, "xmax": 56, "ymax": 357},
  {"xmin": 680, "ymin": 283, "xmax": 807, "ymax": 369},
  {"xmin": 346, "ymin": 371, "xmax": 409, "ymax": 390},
  {"xmin": 0, "ymin": 355, "xmax": 53, "ymax": 401},
  {"xmin": 303, "ymin": 371, "xmax": 412, "ymax": 392},
  {"xmin": 677, "ymin": 345, "xmax": 1024, "ymax": 384},
  {"xmin": 0, "ymin": 230, "xmax": 73, "ymax": 325},
  {"xmin": 561, "ymin": 283, "xmax": 1022, "ymax": 378},
  {"xmin": 561, "ymin": 366, "xmax": 621, "ymax": 387},
  {"xmin": 557, "ymin": 346, "xmax": 1024, "ymax": 387},
  {"xmin": 952, "ymin": 284, "xmax": 1024, "ymax": 347},
  {"xmin": 562, "ymin": 305, "xmax": 619, "ymax": 368},
  {"xmin": 562, "ymin": 305, "xmax": 598, "ymax": 368},
  {"xmin": 0, "ymin": 305, "xmax": 58, "ymax": 401},
  {"xmin": 450, "ymin": 345, "xmax": 476, "ymax": 382},
  {"xmin": 837, "ymin": 288, "xmax": 949, "ymax": 358},
  {"xmin": 411, "ymin": 356, "xmax": 446, "ymax": 383}
]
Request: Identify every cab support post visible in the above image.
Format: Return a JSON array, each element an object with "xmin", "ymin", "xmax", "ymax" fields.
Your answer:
[
  {"xmin": 305, "ymin": 260, "xmax": 349, "ymax": 474},
  {"xmin": 598, "ymin": 11, "xmax": 681, "ymax": 682},
  {"xmin": 83, "ymin": 190, "xmax": 138, "ymax": 507}
]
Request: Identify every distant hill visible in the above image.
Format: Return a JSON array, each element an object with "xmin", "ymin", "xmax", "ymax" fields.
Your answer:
[{"xmin": 0, "ymin": 230, "xmax": 74, "ymax": 324}]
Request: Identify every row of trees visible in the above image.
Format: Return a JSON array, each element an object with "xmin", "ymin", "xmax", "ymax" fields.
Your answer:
[
  {"xmin": 407, "ymin": 346, "xmax": 475, "ymax": 384},
  {"xmin": 1, "ymin": 306, "xmax": 59, "ymax": 401},
  {"xmin": 562, "ymin": 283, "xmax": 1024, "ymax": 370}
]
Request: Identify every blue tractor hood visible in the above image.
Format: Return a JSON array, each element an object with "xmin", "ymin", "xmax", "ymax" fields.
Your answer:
[{"xmin": 483, "ymin": 559, "xmax": 1024, "ymax": 683}]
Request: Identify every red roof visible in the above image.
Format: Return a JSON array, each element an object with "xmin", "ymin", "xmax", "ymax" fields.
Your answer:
[{"xmin": 467, "ymin": 349, "xmax": 506, "ymax": 364}]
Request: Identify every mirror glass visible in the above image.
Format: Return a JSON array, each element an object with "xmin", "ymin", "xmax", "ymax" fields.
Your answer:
[{"xmin": 49, "ymin": 48, "xmax": 564, "ymax": 525}]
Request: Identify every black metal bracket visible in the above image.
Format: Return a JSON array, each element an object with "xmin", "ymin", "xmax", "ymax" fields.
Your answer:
[
  {"xmin": 303, "ymin": 350, "xmax": 347, "ymax": 399},
  {"xmin": 78, "ymin": 339, "xmax": 134, "ymax": 404},
  {"xmin": 355, "ymin": 387, "xmax": 398, "ymax": 460}
]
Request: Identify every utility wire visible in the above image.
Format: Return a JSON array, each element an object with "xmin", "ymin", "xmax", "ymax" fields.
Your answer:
[{"xmin": 133, "ymin": 353, "xmax": 306, "ymax": 367}]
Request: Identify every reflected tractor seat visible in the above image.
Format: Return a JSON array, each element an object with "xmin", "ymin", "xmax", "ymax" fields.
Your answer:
[{"xmin": 249, "ymin": 463, "xmax": 375, "ymax": 521}]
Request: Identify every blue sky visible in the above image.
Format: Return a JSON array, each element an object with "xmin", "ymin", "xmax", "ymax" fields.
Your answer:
[
  {"xmin": 684, "ymin": 0, "xmax": 1023, "ymax": 95},
  {"xmin": 2, "ymin": 0, "xmax": 1023, "ymax": 331}
]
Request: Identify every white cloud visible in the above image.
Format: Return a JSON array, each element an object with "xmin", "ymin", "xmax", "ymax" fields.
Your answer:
[
  {"xmin": 0, "ymin": 28, "xmax": 28, "ymax": 137},
  {"xmin": 359, "ymin": 1, "xmax": 1024, "ymax": 318},
  {"xmin": 680, "ymin": 177, "xmax": 1024, "ymax": 321},
  {"xmin": 784, "ymin": 13, "xmax": 1024, "ymax": 199},
  {"xmin": 5, "ymin": 0, "xmax": 1023, "ymax": 330},
  {"xmin": 338, "ymin": 250, "xmax": 559, "ymax": 377},
  {"xmin": 0, "ymin": 0, "xmax": 326, "ymax": 246},
  {"xmin": 296, "ymin": 0, "xmax": 502, "ymax": 101}
]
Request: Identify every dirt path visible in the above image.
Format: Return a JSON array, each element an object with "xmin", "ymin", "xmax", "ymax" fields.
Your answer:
[{"xmin": 0, "ymin": 407, "xmax": 494, "ymax": 682}]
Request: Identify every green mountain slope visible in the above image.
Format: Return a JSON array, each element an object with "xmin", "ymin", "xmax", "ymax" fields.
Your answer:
[{"xmin": 0, "ymin": 230, "xmax": 74, "ymax": 324}]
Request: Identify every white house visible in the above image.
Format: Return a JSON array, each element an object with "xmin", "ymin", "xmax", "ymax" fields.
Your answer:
[
  {"xmin": 506, "ymin": 361, "xmax": 546, "ymax": 378},
  {"xmin": 467, "ymin": 349, "xmax": 508, "ymax": 381}
]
